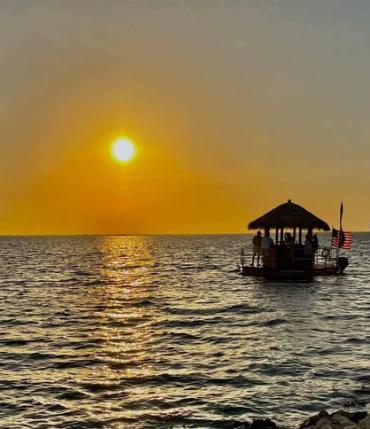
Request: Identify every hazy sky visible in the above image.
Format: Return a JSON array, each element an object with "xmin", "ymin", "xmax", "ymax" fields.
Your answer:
[{"xmin": 1, "ymin": 0, "xmax": 369, "ymax": 234}]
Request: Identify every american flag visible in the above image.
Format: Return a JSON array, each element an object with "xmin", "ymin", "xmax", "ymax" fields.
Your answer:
[{"xmin": 332, "ymin": 228, "xmax": 352, "ymax": 249}]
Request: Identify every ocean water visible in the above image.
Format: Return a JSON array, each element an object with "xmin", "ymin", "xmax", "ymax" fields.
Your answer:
[{"xmin": 0, "ymin": 234, "xmax": 369, "ymax": 429}]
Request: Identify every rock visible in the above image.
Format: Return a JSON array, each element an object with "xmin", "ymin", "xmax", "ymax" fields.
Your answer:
[
  {"xmin": 300, "ymin": 410, "xmax": 330, "ymax": 429},
  {"xmin": 251, "ymin": 418, "xmax": 277, "ymax": 429},
  {"xmin": 316, "ymin": 417, "xmax": 334, "ymax": 429},
  {"xmin": 332, "ymin": 411, "xmax": 368, "ymax": 424},
  {"xmin": 358, "ymin": 415, "xmax": 370, "ymax": 429},
  {"xmin": 330, "ymin": 414, "xmax": 359, "ymax": 429},
  {"xmin": 216, "ymin": 409, "xmax": 368, "ymax": 429}
]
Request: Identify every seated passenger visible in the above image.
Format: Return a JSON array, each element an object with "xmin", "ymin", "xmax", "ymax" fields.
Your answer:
[
  {"xmin": 284, "ymin": 233, "xmax": 295, "ymax": 255},
  {"xmin": 284, "ymin": 232, "xmax": 294, "ymax": 245}
]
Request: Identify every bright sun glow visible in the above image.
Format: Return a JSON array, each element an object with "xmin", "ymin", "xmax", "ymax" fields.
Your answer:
[{"xmin": 111, "ymin": 138, "xmax": 136, "ymax": 162}]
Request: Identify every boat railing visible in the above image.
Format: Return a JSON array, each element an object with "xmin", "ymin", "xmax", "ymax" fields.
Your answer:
[
  {"xmin": 240, "ymin": 244, "xmax": 338, "ymax": 270},
  {"xmin": 314, "ymin": 246, "xmax": 338, "ymax": 267}
]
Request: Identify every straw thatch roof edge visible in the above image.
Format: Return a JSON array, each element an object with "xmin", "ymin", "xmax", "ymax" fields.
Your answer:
[{"xmin": 248, "ymin": 200, "xmax": 330, "ymax": 231}]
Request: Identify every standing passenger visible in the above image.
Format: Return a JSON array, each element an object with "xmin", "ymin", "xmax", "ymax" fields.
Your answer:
[
  {"xmin": 262, "ymin": 231, "xmax": 274, "ymax": 252},
  {"xmin": 304, "ymin": 235, "xmax": 314, "ymax": 269},
  {"xmin": 262, "ymin": 230, "xmax": 274, "ymax": 255},
  {"xmin": 262, "ymin": 230, "xmax": 274, "ymax": 267},
  {"xmin": 304, "ymin": 235, "xmax": 313, "ymax": 256},
  {"xmin": 311, "ymin": 234, "xmax": 319, "ymax": 253},
  {"xmin": 251, "ymin": 231, "xmax": 262, "ymax": 267}
]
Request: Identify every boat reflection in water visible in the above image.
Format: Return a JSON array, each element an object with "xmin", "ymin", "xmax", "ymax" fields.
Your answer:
[{"xmin": 240, "ymin": 200, "xmax": 349, "ymax": 280}]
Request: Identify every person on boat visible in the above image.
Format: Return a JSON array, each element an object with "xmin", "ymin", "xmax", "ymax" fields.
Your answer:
[
  {"xmin": 262, "ymin": 230, "xmax": 274, "ymax": 267},
  {"xmin": 304, "ymin": 235, "xmax": 314, "ymax": 269},
  {"xmin": 251, "ymin": 231, "xmax": 262, "ymax": 267},
  {"xmin": 262, "ymin": 230, "xmax": 274, "ymax": 253},
  {"xmin": 284, "ymin": 232, "xmax": 295, "ymax": 251},
  {"xmin": 284, "ymin": 232, "xmax": 294, "ymax": 245},
  {"xmin": 284, "ymin": 232, "xmax": 295, "ymax": 265},
  {"xmin": 304, "ymin": 235, "xmax": 313, "ymax": 255},
  {"xmin": 311, "ymin": 234, "xmax": 319, "ymax": 254}
]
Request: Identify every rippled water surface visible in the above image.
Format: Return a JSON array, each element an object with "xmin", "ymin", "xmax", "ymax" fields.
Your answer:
[{"xmin": 1, "ymin": 234, "xmax": 369, "ymax": 428}]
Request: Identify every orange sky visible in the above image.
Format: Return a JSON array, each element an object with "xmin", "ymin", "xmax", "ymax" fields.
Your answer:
[{"xmin": 1, "ymin": 1, "xmax": 369, "ymax": 234}]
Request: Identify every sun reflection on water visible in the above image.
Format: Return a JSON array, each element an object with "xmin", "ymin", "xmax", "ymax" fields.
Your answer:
[{"xmin": 75, "ymin": 236, "xmax": 163, "ymax": 423}]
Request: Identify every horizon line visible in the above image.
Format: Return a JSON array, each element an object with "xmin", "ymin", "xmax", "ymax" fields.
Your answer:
[{"xmin": 0, "ymin": 231, "xmax": 369, "ymax": 238}]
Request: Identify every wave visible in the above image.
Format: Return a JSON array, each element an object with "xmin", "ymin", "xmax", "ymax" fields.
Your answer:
[{"xmin": 2, "ymin": 234, "xmax": 370, "ymax": 428}]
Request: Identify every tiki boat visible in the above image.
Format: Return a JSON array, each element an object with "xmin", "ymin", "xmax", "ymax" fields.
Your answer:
[{"xmin": 240, "ymin": 200, "xmax": 349, "ymax": 280}]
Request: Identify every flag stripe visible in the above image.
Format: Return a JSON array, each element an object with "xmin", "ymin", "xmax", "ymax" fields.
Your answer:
[{"xmin": 332, "ymin": 228, "xmax": 352, "ymax": 249}]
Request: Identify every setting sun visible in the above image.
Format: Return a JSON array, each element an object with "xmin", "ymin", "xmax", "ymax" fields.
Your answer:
[{"xmin": 111, "ymin": 138, "xmax": 136, "ymax": 162}]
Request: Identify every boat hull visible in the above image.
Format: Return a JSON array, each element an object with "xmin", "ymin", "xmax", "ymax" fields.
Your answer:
[{"xmin": 240, "ymin": 265, "xmax": 339, "ymax": 280}]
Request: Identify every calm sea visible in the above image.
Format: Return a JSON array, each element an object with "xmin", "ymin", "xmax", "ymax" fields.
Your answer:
[{"xmin": 1, "ymin": 234, "xmax": 369, "ymax": 428}]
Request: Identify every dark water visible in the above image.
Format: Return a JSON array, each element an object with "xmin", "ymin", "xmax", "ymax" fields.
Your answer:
[{"xmin": 0, "ymin": 234, "xmax": 369, "ymax": 428}]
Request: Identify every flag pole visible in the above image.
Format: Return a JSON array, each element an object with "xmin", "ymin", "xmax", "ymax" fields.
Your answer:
[
  {"xmin": 331, "ymin": 224, "xmax": 333, "ymax": 257},
  {"xmin": 337, "ymin": 202, "xmax": 343, "ymax": 260}
]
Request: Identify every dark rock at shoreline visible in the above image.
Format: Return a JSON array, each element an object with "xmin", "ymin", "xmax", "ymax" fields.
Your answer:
[
  {"xmin": 297, "ymin": 410, "xmax": 369, "ymax": 429},
  {"xmin": 300, "ymin": 410, "xmax": 330, "ymax": 429},
  {"xmin": 222, "ymin": 411, "xmax": 369, "ymax": 429},
  {"xmin": 333, "ymin": 410, "xmax": 368, "ymax": 424}
]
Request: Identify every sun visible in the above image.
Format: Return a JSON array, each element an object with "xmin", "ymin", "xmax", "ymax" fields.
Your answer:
[{"xmin": 111, "ymin": 138, "xmax": 136, "ymax": 162}]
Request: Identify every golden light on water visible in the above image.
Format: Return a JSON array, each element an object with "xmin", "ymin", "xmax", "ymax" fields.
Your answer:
[{"xmin": 111, "ymin": 138, "xmax": 136, "ymax": 162}]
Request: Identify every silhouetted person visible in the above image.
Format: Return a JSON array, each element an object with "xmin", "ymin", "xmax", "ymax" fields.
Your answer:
[
  {"xmin": 262, "ymin": 231, "xmax": 274, "ymax": 251},
  {"xmin": 304, "ymin": 235, "xmax": 313, "ymax": 269},
  {"xmin": 311, "ymin": 234, "xmax": 319, "ymax": 253},
  {"xmin": 284, "ymin": 232, "xmax": 294, "ymax": 249},
  {"xmin": 262, "ymin": 230, "xmax": 274, "ymax": 267},
  {"xmin": 251, "ymin": 231, "xmax": 262, "ymax": 267},
  {"xmin": 284, "ymin": 232, "xmax": 295, "ymax": 263},
  {"xmin": 304, "ymin": 235, "xmax": 313, "ymax": 256}
]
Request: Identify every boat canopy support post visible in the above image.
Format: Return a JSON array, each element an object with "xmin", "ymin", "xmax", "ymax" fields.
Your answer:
[{"xmin": 275, "ymin": 227, "xmax": 279, "ymax": 244}]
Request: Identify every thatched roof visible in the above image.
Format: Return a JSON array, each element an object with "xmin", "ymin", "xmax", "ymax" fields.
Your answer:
[{"xmin": 248, "ymin": 200, "xmax": 330, "ymax": 231}]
